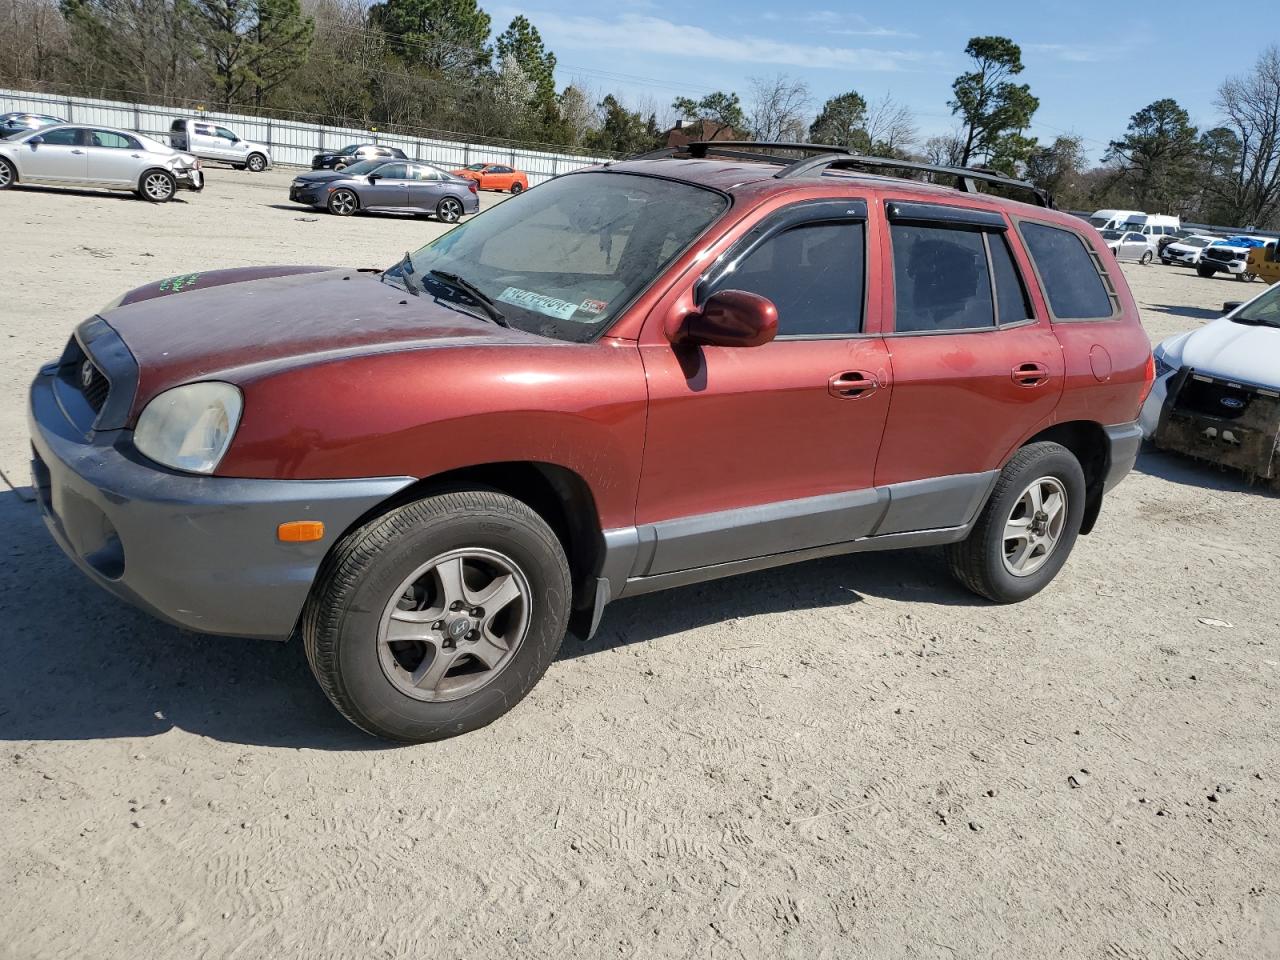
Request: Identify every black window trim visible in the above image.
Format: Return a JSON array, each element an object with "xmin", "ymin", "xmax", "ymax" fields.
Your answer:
[
  {"xmin": 884, "ymin": 203, "xmax": 1036, "ymax": 337},
  {"xmin": 696, "ymin": 197, "xmax": 871, "ymax": 341},
  {"xmin": 1013, "ymin": 216, "xmax": 1122, "ymax": 323}
]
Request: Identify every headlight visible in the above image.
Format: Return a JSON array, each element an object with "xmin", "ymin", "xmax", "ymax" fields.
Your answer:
[{"xmin": 134, "ymin": 382, "xmax": 242, "ymax": 474}]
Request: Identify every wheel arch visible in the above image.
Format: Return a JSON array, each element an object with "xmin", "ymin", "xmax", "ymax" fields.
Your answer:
[
  {"xmin": 1018, "ymin": 420, "xmax": 1110, "ymax": 534},
  {"xmin": 318, "ymin": 459, "xmax": 605, "ymax": 623}
]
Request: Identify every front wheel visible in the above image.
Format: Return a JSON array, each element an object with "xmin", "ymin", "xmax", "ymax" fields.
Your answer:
[
  {"xmin": 436, "ymin": 196, "xmax": 463, "ymax": 223},
  {"xmin": 327, "ymin": 188, "xmax": 358, "ymax": 216},
  {"xmin": 1238, "ymin": 272, "xmax": 1257, "ymax": 283},
  {"xmin": 138, "ymin": 169, "xmax": 176, "ymax": 202},
  {"xmin": 246, "ymin": 152, "xmax": 267, "ymax": 173},
  {"xmin": 945, "ymin": 442, "xmax": 1086, "ymax": 603},
  {"xmin": 1197, "ymin": 264, "xmax": 1215, "ymax": 278},
  {"xmin": 303, "ymin": 490, "xmax": 572, "ymax": 742}
]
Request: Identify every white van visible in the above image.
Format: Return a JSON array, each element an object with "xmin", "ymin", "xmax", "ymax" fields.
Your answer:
[
  {"xmin": 169, "ymin": 118, "xmax": 271, "ymax": 172},
  {"xmin": 1088, "ymin": 209, "xmax": 1144, "ymax": 231},
  {"xmin": 1119, "ymin": 213, "xmax": 1182, "ymax": 244}
]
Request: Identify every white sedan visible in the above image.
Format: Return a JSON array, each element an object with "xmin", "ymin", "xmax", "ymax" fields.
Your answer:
[
  {"xmin": 0, "ymin": 123, "xmax": 203, "ymax": 201},
  {"xmin": 1141, "ymin": 282, "xmax": 1280, "ymax": 486},
  {"xmin": 1100, "ymin": 228, "xmax": 1155, "ymax": 264}
]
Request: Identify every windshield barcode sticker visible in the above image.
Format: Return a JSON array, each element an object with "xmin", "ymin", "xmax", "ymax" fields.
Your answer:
[{"xmin": 497, "ymin": 287, "xmax": 580, "ymax": 321}]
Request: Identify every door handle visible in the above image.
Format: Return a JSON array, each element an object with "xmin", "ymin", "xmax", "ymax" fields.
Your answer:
[
  {"xmin": 828, "ymin": 371, "xmax": 878, "ymax": 399},
  {"xmin": 1011, "ymin": 362, "xmax": 1051, "ymax": 387},
  {"xmin": 71, "ymin": 149, "xmax": 85, "ymax": 154}
]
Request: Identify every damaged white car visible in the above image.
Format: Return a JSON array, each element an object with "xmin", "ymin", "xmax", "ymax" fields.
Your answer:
[{"xmin": 1141, "ymin": 283, "xmax": 1280, "ymax": 487}]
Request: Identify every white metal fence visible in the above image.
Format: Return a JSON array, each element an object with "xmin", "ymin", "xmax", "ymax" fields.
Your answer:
[{"xmin": 0, "ymin": 87, "xmax": 609, "ymax": 184}]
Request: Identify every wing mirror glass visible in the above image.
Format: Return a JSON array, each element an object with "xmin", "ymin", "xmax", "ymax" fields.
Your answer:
[
  {"xmin": 670, "ymin": 290, "xmax": 778, "ymax": 348},
  {"xmin": 28, "ymin": 134, "xmax": 43, "ymax": 146},
  {"xmin": 1222, "ymin": 301, "xmax": 1242, "ymax": 315},
  {"xmin": 367, "ymin": 173, "xmax": 380, "ymax": 183}
]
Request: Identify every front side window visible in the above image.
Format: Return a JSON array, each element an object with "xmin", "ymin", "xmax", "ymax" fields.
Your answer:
[
  {"xmin": 707, "ymin": 221, "xmax": 864, "ymax": 337},
  {"xmin": 891, "ymin": 225, "xmax": 994, "ymax": 332},
  {"xmin": 215, "ymin": 126, "xmax": 237, "ymax": 141},
  {"xmin": 373, "ymin": 163, "xmax": 407, "ymax": 179},
  {"xmin": 36, "ymin": 127, "xmax": 81, "ymax": 146},
  {"xmin": 397, "ymin": 171, "xmax": 728, "ymax": 342},
  {"xmin": 1019, "ymin": 222, "xmax": 1115, "ymax": 320}
]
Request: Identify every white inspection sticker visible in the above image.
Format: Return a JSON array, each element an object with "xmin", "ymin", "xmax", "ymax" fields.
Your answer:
[{"xmin": 497, "ymin": 286, "xmax": 580, "ymax": 320}]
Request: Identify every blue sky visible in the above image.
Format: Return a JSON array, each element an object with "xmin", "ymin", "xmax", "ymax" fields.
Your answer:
[{"xmin": 489, "ymin": 1, "xmax": 1267, "ymax": 161}]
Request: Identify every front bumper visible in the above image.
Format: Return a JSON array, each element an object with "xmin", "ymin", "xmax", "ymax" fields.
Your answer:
[
  {"xmin": 289, "ymin": 183, "xmax": 323, "ymax": 206},
  {"xmin": 29, "ymin": 370, "xmax": 413, "ymax": 639},
  {"xmin": 1202, "ymin": 259, "xmax": 1247, "ymax": 274},
  {"xmin": 1142, "ymin": 367, "xmax": 1280, "ymax": 480}
]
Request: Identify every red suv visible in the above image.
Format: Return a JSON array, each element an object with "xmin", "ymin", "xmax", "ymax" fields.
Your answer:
[{"xmin": 28, "ymin": 143, "xmax": 1154, "ymax": 741}]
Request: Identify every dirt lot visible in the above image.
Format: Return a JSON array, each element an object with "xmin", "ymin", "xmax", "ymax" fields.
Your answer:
[{"xmin": 1, "ymin": 170, "xmax": 1278, "ymax": 960}]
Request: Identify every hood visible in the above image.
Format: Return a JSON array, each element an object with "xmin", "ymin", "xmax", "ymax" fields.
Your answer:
[
  {"xmin": 295, "ymin": 170, "xmax": 352, "ymax": 184},
  {"xmin": 100, "ymin": 267, "xmax": 544, "ymax": 417},
  {"xmin": 1176, "ymin": 316, "xmax": 1280, "ymax": 387}
]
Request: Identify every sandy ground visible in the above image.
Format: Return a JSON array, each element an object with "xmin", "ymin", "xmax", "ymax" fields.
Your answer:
[{"xmin": 1, "ymin": 171, "xmax": 1279, "ymax": 960}]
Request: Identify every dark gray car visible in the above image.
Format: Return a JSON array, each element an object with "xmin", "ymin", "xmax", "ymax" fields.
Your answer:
[{"xmin": 288, "ymin": 159, "xmax": 480, "ymax": 221}]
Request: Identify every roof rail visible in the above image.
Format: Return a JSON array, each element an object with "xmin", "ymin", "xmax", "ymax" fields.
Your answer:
[{"xmin": 660, "ymin": 141, "xmax": 1054, "ymax": 209}]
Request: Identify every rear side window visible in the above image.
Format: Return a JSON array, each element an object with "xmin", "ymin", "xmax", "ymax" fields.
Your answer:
[
  {"xmin": 1020, "ymin": 222, "xmax": 1115, "ymax": 319},
  {"xmin": 709, "ymin": 221, "xmax": 865, "ymax": 337},
  {"xmin": 891, "ymin": 225, "xmax": 994, "ymax": 332},
  {"xmin": 989, "ymin": 234, "xmax": 1032, "ymax": 324}
]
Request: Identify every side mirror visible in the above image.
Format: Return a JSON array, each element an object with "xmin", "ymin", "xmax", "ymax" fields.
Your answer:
[
  {"xmin": 28, "ymin": 134, "xmax": 42, "ymax": 146},
  {"xmin": 1222, "ymin": 301, "xmax": 1242, "ymax": 315},
  {"xmin": 670, "ymin": 289, "xmax": 778, "ymax": 348},
  {"xmin": 366, "ymin": 173, "xmax": 380, "ymax": 183}
]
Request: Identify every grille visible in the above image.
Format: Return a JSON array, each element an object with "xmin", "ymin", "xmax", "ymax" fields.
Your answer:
[
  {"xmin": 1204, "ymin": 248, "xmax": 1239, "ymax": 264},
  {"xmin": 1174, "ymin": 375, "xmax": 1252, "ymax": 420},
  {"xmin": 59, "ymin": 338, "xmax": 111, "ymax": 414}
]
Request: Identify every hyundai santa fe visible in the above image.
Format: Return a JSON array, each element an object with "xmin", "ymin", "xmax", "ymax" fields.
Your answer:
[{"xmin": 28, "ymin": 142, "xmax": 1154, "ymax": 741}]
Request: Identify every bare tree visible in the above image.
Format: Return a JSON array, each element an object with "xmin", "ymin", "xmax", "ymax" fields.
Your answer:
[
  {"xmin": 747, "ymin": 73, "xmax": 811, "ymax": 142},
  {"xmin": 923, "ymin": 130, "xmax": 966, "ymax": 167},
  {"xmin": 0, "ymin": 0, "xmax": 69, "ymax": 84},
  {"xmin": 863, "ymin": 92, "xmax": 917, "ymax": 157},
  {"xmin": 1217, "ymin": 45, "xmax": 1280, "ymax": 228}
]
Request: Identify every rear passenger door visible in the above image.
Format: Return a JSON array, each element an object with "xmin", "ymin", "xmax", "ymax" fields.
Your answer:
[
  {"xmin": 636, "ymin": 199, "xmax": 894, "ymax": 573},
  {"xmin": 872, "ymin": 201, "xmax": 1065, "ymax": 530}
]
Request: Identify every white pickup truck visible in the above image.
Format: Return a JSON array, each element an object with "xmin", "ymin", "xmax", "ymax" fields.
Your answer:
[{"xmin": 168, "ymin": 118, "xmax": 271, "ymax": 172}]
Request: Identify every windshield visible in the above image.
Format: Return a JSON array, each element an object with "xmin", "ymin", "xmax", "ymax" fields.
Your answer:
[
  {"xmin": 391, "ymin": 171, "xmax": 729, "ymax": 342},
  {"xmin": 1088, "ymin": 216, "xmax": 1109, "ymax": 228},
  {"xmin": 1101, "ymin": 230, "xmax": 1124, "ymax": 240},
  {"xmin": 463, "ymin": 163, "xmax": 486, "ymax": 171},
  {"xmin": 339, "ymin": 144, "xmax": 362, "ymax": 155},
  {"xmin": 1232, "ymin": 283, "xmax": 1280, "ymax": 328},
  {"xmin": 1186, "ymin": 237, "xmax": 1211, "ymax": 247},
  {"xmin": 331, "ymin": 158, "xmax": 384, "ymax": 176}
]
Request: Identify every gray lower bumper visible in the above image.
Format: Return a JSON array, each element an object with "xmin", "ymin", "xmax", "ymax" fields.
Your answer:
[
  {"xmin": 1103, "ymin": 421, "xmax": 1143, "ymax": 492},
  {"xmin": 29, "ymin": 372, "xmax": 413, "ymax": 639}
]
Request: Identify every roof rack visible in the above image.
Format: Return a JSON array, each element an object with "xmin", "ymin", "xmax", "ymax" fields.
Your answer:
[{"xmin": 634, "ymin": 141, "xmax": 1054, "ymax": 209}]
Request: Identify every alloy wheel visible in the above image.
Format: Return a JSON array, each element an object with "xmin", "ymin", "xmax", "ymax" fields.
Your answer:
[
  {"xmin": 330, "ymin": 190, "xmax": 357, "ymax": 215},
  {"xmin": 247, "ymin": 154, "xmax": 265, "ymax": 172},
  {"xmin": 1002, "ymin": 476, "xmax": 1068, "ymax": 577},
  {"xmin": 0, "ymin": 162, "xmax": 11, "ymax": 188},
  {"xmin": 438, "ymin": 198, "xmax": 462, "ymax": 223},
  {"xmin": 377, "ymin": 548, "xmax": 532, "ymax": 702},
  {"xmin": 144, "ymin": 172, "xmax": 173, "ymax": 201}
]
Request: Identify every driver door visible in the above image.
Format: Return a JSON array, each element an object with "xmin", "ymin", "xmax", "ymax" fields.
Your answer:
[
  {"xmin": 362, "ymin": 163, "xmax": 411, "ymax": 208},
  {"xmin": 635, "ymin": 199, "xmax": 893, "ymax": 576},
  {"xmin": 20, "ymin": 126, "xmax": 87, "ymax": 183}
]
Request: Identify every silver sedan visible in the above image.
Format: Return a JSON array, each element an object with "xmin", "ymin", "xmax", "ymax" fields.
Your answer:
[
  {"xmin": 288, "ymin": 159, "xmax": 480, "ymax": 221},
  {"xmin": 0, "ymin": 123, "xmax": 204, "ymax": 202}
]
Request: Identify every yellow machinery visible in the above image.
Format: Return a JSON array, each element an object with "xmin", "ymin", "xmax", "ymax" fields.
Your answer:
[{"xmin": 1247, "ymin": 243, "xmax": 1280, "ymax": 284}]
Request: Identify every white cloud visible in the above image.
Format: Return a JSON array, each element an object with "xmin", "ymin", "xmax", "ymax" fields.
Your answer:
[
  {"xmin": 1025, "ymin": 42, "xmax": 1127, "ymax": 63},
  {"xmin": 508, "ymin": 11, "xmax": 930, "ymax": 72}
]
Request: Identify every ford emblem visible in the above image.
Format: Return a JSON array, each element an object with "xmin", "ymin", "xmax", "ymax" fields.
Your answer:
[
  {"xmin": 1220, "ymin": 396, "xmax": 1244, "ymax": 409},
  {"xmin": 80, "ymin": 360, "xmax": 95, "ymax": 389}
]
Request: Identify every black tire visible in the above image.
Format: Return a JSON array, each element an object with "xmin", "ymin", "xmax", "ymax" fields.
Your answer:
[
  {"xmin": 327, "ymin": 188, "xmax": 358, "ymax": 216},
  {"xmin": 0, "ymin": 157, "xmax": 15, "ymax": 190},
  {"xmin": 303, "ymin": 489, "xmax": 572, "ymax": 742},
  {"xmin": 1197, "ymin": 264, "xmax": 1215, "ymax": 278},
  {"xmin": 510, "ymin": 181, "xmax": 524, "ymax": 194},
  {"xmin": 137, "ymin": 168, "xmax": 176, "ymax": 202},
  {"xmin": 1238, "ymin": 272, "xmax": 1256, "ymax": 283},
  {"xmin": 246, "ymin": 152, "xmax": 267, "ymax": 173},
  {"xmin": 945, "ymin": 442, "xmax": 1087, "ymax": 603},
  {"xmin": 436, "ymin": 196, "xmax": 463, "ymax": 223},
  {"xmin": 1140, "ymin": 251, "xmax": 1153, "ymax": 265}
]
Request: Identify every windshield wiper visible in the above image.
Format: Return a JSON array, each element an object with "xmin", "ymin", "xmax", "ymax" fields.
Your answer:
[
  {"xmin": 382, "ymin": 251, "xmax": 422, "ymax": 296},
  {"xmin": 427, "ymin": 270, "xmax": 508, "ymax": 326},
  {"xmin": 1232, "ymin": 315, "xmax": 1280, "ymax": 327}
]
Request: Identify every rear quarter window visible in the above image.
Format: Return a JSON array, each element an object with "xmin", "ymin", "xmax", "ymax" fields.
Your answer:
[{"xmin": 1018, "ymin": 222, "xmax": 1116, "ymax": 320}]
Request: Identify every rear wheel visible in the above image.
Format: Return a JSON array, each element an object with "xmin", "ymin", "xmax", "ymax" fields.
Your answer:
[
  {"xmin": 327, "ymin": 188, "xmax": 358, "ymax": 216},
  {"xmin": 303, "ymin": 490, "xmax": 572, "ymax": 742},
  {"xmin": 436, "ymin": 196, "xmax": 463, "ymax": 223},
  {"xmin": 945, "ymin": 442, "xmax": 1086, "ymax": 603},
  {"xmin": 246, "ymin": 152, "xmax": 267, "ymax": 173},
  {"xmin": 138, "ymin": 169, "xmax": 176, "ymax": 202},
  {"xmin": 1140, "ymin": 251, "xmax": 1153, "ymax": 265},
  {"xmin": 510, "ymin": 181, "xmax": 524, "ymax": 194},
  {"xmin": 0, "ymin": 157, "xmax": 15, "ymax": 190},
  {"xmin": 1238, "ymin": 272, "xmax": 1257, "ymax": 282}
]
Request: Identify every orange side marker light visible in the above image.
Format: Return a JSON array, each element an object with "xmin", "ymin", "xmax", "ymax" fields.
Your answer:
[{"xmin": 278, "ymin": 520, "xmax": 325, "ymax": 543}]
